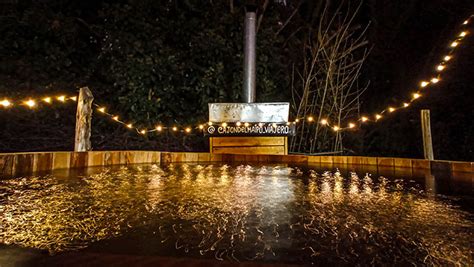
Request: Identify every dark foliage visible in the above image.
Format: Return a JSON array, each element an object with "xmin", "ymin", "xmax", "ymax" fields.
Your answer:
[{"xmin": 0, "ymin": 0, "xmax": 472, "ymax": 160}]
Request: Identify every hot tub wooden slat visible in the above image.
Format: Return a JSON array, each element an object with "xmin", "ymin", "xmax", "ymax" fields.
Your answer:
[
  {"xmin": 1, "ymin": 151, "xmax": 472, "ymax": 178},
  {"xmin": 394, "ymin": 158, "xmax": 412, "ymax": 168},
  {"xmin": 377, "ymin": 157, "xmax": 395, "ymax": 167},
  {"xmin": 212, "ymin": 136, "xmax": 286, "ymax": 147},
  {"xmin": 451, "ymin": 161, "xmax": 473, "ymax": 173},
  {"xmin": 35, "ymin": 153, "xmax": 53, "ymax": 172},
  {"xmin": 213, "ymin": 146, "xmax": 286, "ymax": 155},
  {"xmin": 53, "ymin": 152, "xmax": 71, "ymax": 170}
]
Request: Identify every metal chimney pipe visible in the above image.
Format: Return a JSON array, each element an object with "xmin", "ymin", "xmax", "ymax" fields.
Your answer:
[{"xmin": 243, "ymin": 9, "xmax": 257, "ymax": 103}]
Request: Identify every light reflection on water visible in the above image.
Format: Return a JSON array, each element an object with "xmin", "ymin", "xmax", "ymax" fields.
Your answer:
[{"xmin": 0, "ymin": 163, "xmax": 472, "ymax": 265}]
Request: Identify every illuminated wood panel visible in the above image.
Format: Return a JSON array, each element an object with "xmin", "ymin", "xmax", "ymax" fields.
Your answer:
[
  {"xmin": 1, "ymin": 151, "xmax": 472, "ymax": 180},
  {"xmin": 210, "ymin": 137, "xmax": 288, "ymax": 155}
]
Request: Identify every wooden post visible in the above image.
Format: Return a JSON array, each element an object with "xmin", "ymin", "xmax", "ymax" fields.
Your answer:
[
  {"xmin": 421, "ymin": 109, "xmax": 434, "ymax": 160},
  {"xmin": 74, "ymin": 87, "xmax": 94, "ymax": 152}
]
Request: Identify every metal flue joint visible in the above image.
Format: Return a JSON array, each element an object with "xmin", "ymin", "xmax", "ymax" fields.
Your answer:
[{"xmin": 243, "ymin": 2, "xmax": 257, "ymax": 103}]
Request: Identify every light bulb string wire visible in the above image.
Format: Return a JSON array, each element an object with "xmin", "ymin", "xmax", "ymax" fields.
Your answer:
[
  {"xmin": 292, "ymin": 14, "xmax": 472, "ymax": 132},
  {"xmin": 1, "ymin": 15, "xmax": 472, "ymax": 135}
]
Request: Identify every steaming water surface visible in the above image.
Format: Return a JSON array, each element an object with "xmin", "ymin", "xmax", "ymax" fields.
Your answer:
[{"xmin": 0, "ymin": 163, "xmax": 472, "ymax": 266}]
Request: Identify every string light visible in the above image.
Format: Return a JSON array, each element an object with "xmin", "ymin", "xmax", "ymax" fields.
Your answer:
[
  {"xmin": 0, "ymin": 94, "xmax": 76, "ymax": 109},
  {"xmin": 0, "ymin": 99, "xmax": 12, "ymax": 108},
  {"xmin": 24, "ymin": 99, "xmax": 36, "ymax": 108},
  {"xmin": 10, "ymin": 14, "xmax": 462, "ymax": 136},
  {"xmin": 85, "ymin": 14, "xmax": 474, "ymax": 136}
]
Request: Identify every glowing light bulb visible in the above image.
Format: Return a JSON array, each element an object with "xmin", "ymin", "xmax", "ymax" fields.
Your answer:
[
  {"xmin": 375, "ymin": 114, "xmax": 382, "ymax": 120},
  {"xmin": 388, "ymin": 107, "xmax": 395, "ymax": 112},
  {"xmin": 222, "ymin": 122, "xmax": 227, "ymax": 127},
  {"xmin": 69, "ymin": 96, "xmax": 77, "ymax": 101},
  {"xmin": 43, "ymin": 97, "xmax": 52, "ymax": 103},
  {"xmin": 463, "ymin": 20, "xmax": 469, "ymax": 25},
  {"xmin": 244, "ymin": 122, "xmax": 250, "ymax": 127},
  {"xmin": 0, "ymin": 99, "xmax": 11, "ymax": 107},
  {"xmin": 236, "ymin": 122, "xmax": 241, "ymax": 126},
  {"xmin": 185, "ymin": 128, "xmax": 191, "ymax": 133},
  {"xmin": 126, "ymin": 123, "xmax": 133, "ymax": 128},
  {"xmin": 307, "ymin": 116, "xmax": 314, "ymax": 122},
  {"xmin": 444, "ymin": 55, "xmax": 452, "ymax": 61},
  {"xmin": 436, "ymin": 65, "xmax": 445, "ymax": 71},
  {"xmin": 431, "ymin": 77, "xmax": 439, "ymax": 83},
  {"xmin": 57, "ymin": 95, "xmax": 66, "ymax": 102},
  {"xmin": 295, "ymin": 119, "xmax": 300, "ymax": 123},
  {"xmin": 420, "ymin": 81, "xmax": 429, "ymax": 87},
  {"xmin": 258, "ymin": 123, "xmax": 264, "ymax": 127},
  {"xmin": 450, "ymin": 41, "xmax": 458, "ymax": 47},
  {"xmin": 403, "ymin": 103, "xmax": 410, "ymax": 107},
  {"xmin": 286, "ymin": 122, "xmax": 291, "ymax": 125},
  {"xmin": 112, "ymin": 116, "xmax": 119, "ymax": 121},
  {"xmin": 172, "ymin": 126, "xmax": 178, "ymax": 131},
  {"xmin": 413, "ymin": 93, "xmax": 421, "ymax": 99},
  {"xmin": 208, "ymin": 122, "xmax": 213, "ymax": 126},
  {"xmin": 272, "ymin": 123, "xmax": 277, "ymax": 127},
  {"xmin": 24, "ymin": 99, "xmax": 36, "ymax": 108},
  {"xmin": 361, "ymin": 116, "xmax": 368, "ymax": 122},
  {"xmin": 98, "ymin": 107, "xmax": 106, "ymax": 113},
  {"xmin": 198, "ymin": 124, "xmax": 204, "ymax": 129},
  {"xmin": 333, "ymin": 126, "xmax": 340, "ymax": 131},
  {"xmin": 320, "ymin": 119, "xmax": 328, "ymax": 125},
  {"xmin": 459, "ymin": 31, "xmax": 467, "ymax": 37},
  {"xmin": 156, "ymin": 125, "xmax": 162, "ymax": 131},
  {"xmin": 348, "ymin": 123, "xmax": 355, "ymax": 128},
  {"xmin": 140, "ymin": 129, "xmax": 146, "ymax": 135}
]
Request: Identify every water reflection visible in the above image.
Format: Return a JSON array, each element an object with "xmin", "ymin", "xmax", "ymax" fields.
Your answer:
[{"xmin": 0, "ymin": 164, "xmax": 472, "ymax": 265}]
